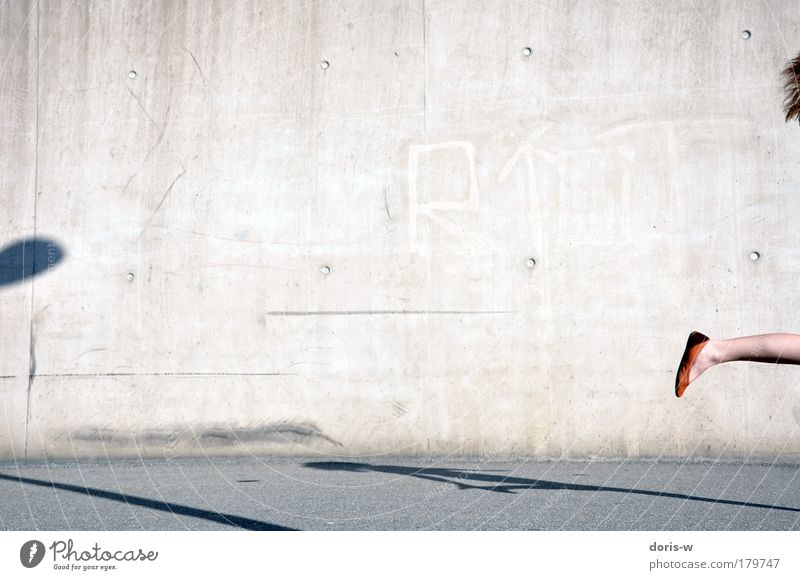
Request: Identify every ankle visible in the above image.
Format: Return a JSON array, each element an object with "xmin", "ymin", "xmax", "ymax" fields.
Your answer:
[{"xmin": 700, "ymin": 339, "xmax": 722, "ymax": 367}]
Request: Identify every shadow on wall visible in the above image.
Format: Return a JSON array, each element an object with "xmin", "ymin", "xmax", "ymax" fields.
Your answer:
[{"xmin": 0, "ymin": 238, "xmax": 65, "ymax": 288}]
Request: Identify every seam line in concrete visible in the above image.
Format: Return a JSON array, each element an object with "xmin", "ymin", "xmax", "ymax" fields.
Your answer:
[
  {"xmin": 266, "ymin": 310, "xmax": 517, "ymax": 316},
  {"xmin": 23, "ymin": 0, "xmax": 41, "ymax": 463}
]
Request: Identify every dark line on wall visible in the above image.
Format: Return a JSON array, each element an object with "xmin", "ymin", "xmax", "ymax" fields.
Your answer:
[
  {"xmin": 266, "ymin": 310, "xmax": 517, "ymax": 316},
  {"xmin": 27, "ymin": 336, "xmax": 36, "ymax": 384},
  {"xmin": 31, "ymin": 372, "xmax": 296, "ymax": 378},
  {"xmin": 24, "ymin": 0, "xmax": 42, "ymax": 463}
]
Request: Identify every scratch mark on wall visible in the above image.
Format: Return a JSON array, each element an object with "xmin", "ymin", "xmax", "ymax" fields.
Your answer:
[
  {"xmin": 383, "ymin": 187, "xmax": 392, "ymax": 222},
  {"xmin": 147, "ymin": 225, "xmax": 263, "ymax": 245},
  {"xmin": 0, "ymin": 2, "xmax": 35, "ymax": 86},
  {"xmin": 142, "ymin": 102, "xmax": 171, "ymax": 164},
  {"xmin": 137, "ymin": 163, "xmax": 186, "ymax": 239},
  {"xmin": 75, "ymin": 348, "xmax": 109, "ymax": 360},
  {"xmin": 126, "ymin": 86, "xmax": 158, "ymax": 128},
  {"xmin": 122, "ymin": 172, "xmax": 138, "ymax": 193},
  {"xmin": 699, "ymin": 199, "xmax": 762, "ymax": 233},
  {"xmin": 186, "ymin": 48, "xmax": 205, "ymax": 85}
]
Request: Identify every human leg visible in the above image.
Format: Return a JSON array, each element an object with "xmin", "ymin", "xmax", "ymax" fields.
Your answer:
[
  {"xmin": 698, "ymin": 333, "xmax": 800, "ymax": 370},
  {"xmin": 676, "ymin": 332, "xmax": 800, "ymax": 397}
]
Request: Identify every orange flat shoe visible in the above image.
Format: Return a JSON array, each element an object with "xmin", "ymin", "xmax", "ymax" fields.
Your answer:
[{"xmin": 675, "ymin": 331, "xmax": 710, "ymax": 397}]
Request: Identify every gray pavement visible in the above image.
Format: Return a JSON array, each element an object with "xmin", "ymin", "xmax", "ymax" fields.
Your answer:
[{"xmin": 0, "ymin": 457, "xmax": 798, "ymax": 531}]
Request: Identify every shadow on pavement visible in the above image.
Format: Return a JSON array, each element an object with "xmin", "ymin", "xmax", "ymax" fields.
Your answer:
[
  {"xmin": 304, "ymin": 461, "xmax": 800, "ymax": 513},
  {"xmin": 0, "ymin": 472, "xmax": 295, "ymax": 531}
]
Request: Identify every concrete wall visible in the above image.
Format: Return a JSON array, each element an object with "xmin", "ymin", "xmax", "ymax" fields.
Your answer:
[{"xmin": 2, "ymin": 0, "xmax": 800, "ymax": 461}]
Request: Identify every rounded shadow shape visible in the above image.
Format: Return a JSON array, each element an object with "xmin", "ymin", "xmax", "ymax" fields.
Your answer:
[{"xmin": 0, "ymin": 238, "xmax": 65, "ymax": 288}]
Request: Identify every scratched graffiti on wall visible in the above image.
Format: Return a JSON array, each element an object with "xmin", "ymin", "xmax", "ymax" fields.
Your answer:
[{"xmin": 407, "ymin": 117, "xmax": 761, "ymax": 254}]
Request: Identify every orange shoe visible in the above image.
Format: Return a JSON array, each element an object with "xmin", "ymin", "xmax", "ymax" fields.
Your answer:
[{"xmin": 675, "ymin": 331, "xmax": 710, "ymax": 397}]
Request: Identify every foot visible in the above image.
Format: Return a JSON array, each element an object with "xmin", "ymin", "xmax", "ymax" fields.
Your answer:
[
  {"xmin": 675, "ymin": 331, "xmax": 711, "ymax": 397},
  {"xmin": 687, "ymin": 339, "xmax": 718, "ymax": 384}
]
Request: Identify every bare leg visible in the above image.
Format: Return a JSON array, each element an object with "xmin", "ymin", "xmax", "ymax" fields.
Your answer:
[{"xmin": 690, "ymin": 333, "xmax": 800, "ymax": 384}]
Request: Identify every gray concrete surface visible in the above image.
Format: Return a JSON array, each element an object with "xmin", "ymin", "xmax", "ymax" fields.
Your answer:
[
  {"xmin": 0, "ymin": 457, "xmax": 798, "ymax": 530},
  {"xmin": 3, "ymin": 1, "xmax": 800, "ymax": 461}
]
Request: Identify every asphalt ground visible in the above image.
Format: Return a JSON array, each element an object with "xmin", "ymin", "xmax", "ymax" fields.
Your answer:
[{"xmin": 0, "ymin": 457, "xmax": 798, "ymax": 531}]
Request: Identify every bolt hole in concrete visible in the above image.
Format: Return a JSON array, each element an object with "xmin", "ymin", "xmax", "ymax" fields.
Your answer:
[
  {"xmin": 526, "ymin": 258, "xmax": 537, "ymax": 268},
  {"xmin": 741, "ymin": 30, "xmax": 751, "ymax": 39},
  {"xmin": 320, "ymin": 60, "xmax": 330, "ymax": 69},
  {"xmin": 320, "ymin": 265, "xmax": 331, "ymax": 275},
  {"xmin": 128, "ymin": 70, "xmax": 137, "ymax": 79},
  {"xmin": 750, "ymin": 251, "xmax": 760, "ymax": 261},
  {"xmin": 126, "ymin": 272, "xmax": 135, "ymax": 281},
  {"xmin": 522, "ymin": 47, "xmax": 533, "ymax": 56}
]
